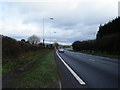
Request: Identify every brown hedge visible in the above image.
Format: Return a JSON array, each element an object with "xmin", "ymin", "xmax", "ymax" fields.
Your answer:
[{"xmin": 2, "ymin": 35, "xmax": 43, "ymax": 61}]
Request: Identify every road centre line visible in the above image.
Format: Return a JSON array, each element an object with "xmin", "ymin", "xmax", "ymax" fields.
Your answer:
[
  {"xmin": 89, "ymin": 59, "xmax": 95, "ymax": 61},
  {"xmin": 56, "ymin": 51, "xmax": 86, "ymax": 85}
]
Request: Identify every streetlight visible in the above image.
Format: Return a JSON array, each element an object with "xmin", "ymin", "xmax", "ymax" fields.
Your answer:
[
  {"xmin": 53, "ymin": 31, "xmax": 56, "ymax": 43},
  {"xmin": 42, "ymin": 17, "xmax": 54, "ymax": 46},
  {"xmin": 43, "ymin": 17, "xmax": 45, "ymax": 45},
  {"xmin": 50, "ymin": 17, "xmax": 54, "ymax": 20},
  {"xmin": 49, "ymin": 17, "xmax": 54, "ymax": 44}
]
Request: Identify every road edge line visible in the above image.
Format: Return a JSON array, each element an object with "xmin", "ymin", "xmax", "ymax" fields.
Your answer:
[
  {"xmin": 56, "ymin": 51, "xmax": 86, "ymax": 85},
  {"xmin": 59, "ymin": 80, "xmax": 62, "ymax": 90}
]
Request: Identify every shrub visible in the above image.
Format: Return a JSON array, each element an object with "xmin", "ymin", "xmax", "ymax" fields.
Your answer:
[{"xmin": 2, "ymin": 35, "xmax": 43, "ymax": 63}]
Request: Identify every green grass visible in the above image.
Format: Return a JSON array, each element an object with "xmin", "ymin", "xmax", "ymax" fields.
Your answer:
[
  {"xmin": 3, "ymin": 51, "xmax": 45, "ymax": 76},
  {"xmin": 3, "ymin": 49, "xmax": 59, "ymax": 88},
  {"xmin": 0, "ymin": 64, "xmax": 2, "ymax": 77},
  {"xmin": 68, "ymin": 49, "xmax": 120, "ymax": 59}
]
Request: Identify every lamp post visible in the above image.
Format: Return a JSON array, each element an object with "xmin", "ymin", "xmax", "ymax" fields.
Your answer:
[
  {"xmin": 49, "ymin": 17, "xmax": 54, "ymax": 44},
  {"xmin": 42, "ymin": 17, "xmax": 54, "ymax": 46},
  {"xmin": 53, "ymin": 31, "xmax": 56, "ymax": 43},
  {"xmin": 43, "ymin": 17, "xmax": 45, "ymax": 45}
]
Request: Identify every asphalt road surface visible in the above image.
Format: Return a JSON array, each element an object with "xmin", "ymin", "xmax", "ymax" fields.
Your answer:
[{"xmin": 54, "ymin": 50, "xmax": 119, "ymax": 88}]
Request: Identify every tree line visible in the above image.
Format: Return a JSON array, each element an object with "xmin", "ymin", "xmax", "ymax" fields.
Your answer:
[
  {"xmin": 2, "ymin": 34, "xmax": 61, "ymax": 63},
  {"xmin": 97, "ymin": 17, "xmax": 120, "ymax": 39},
  {"xmin": 72, "ymin": 17, "xmax": 120, "ymax": 55},
  {"xmin": 2, "ymin": 35, "xmax": 45, "ymax": 63}
]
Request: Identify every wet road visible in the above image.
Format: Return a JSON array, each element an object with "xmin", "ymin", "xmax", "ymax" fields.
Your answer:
[{"xmin": 55, "ymin": 50, "xmax": 119, "ymax": 88}]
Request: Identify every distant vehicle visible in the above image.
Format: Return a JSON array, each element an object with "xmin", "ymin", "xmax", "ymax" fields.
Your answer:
[{"xmin": 58, "ymin": 48, "xmax": 64, "ymax": 53}]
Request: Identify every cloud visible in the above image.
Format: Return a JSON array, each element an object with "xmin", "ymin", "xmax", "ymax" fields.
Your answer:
[{"xmin": 0, "ymin": 0, "xmax": 119, "ymax": 45}]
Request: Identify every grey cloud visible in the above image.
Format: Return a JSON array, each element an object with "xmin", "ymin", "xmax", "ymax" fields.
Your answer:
[{"xmin": 0, "ymin": 1, "xmax": 118, "ymax": 45}]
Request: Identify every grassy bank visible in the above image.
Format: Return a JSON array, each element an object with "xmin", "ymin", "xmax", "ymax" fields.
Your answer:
[
  {"xmin": 3, "ymin": 49, "xmax": 59, "ymax": 88},
  {"xmin": 3, "ymin": 50, "xmax": 45, "ymax": 76},
  {"xmin": 68, "ymin": 49, "xmax": 120, "ymax": 59}
]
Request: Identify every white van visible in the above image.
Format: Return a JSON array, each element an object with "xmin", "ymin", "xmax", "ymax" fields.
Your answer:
[{"xmin": 58, "ymin": 48, "xmax": 64, "ymax": 53}]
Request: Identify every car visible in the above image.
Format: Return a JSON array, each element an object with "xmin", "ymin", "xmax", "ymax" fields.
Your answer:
[{"xmin": 58, "ymin": 48, "xmax": 64, "ymax": 53}]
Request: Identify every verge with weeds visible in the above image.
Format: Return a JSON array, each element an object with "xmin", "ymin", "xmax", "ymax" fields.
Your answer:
[{"xmin": 3, "ymin": 49, "xmax": 59, "ymax": 88}]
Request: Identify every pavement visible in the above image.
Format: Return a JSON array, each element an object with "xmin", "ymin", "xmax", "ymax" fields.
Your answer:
[{"xmin": 54, "ymin": 49, "xmax": 119, "ymax": 88}]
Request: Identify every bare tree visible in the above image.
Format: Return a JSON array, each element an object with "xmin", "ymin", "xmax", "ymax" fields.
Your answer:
[
  {"xmin": 28, "ymin": 35, "xmax": 40, "ymax": 44},
  {"xmin": 53, "ymin": 42, "xmax": 59, "ymax": 49}
]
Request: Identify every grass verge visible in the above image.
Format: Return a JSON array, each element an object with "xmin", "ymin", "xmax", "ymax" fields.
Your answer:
[
  {"xmin": 68, "ymin": 49, "xmax": 120, "ymax": 59},
  {"xmin": 3, "ymin": 50, "xmax": 46, "ymax": 76},
  {"xmin": 3, "ymin": 49, "xmax": 59, "ymax": 88}
]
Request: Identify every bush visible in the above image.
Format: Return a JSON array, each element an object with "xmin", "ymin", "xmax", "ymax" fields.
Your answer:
[
  {"xmin": 72, "ymin": 33, "xmax": 120, "ymax": 55},
  {"xmin": 2, "ymin": 35, "xmax": 43, "ymax": 63},
  {"xmin": 72, "ymin": 41, "xmax": 81, "ymax": 51}
]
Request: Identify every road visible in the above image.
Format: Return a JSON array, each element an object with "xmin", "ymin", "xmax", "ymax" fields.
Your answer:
[{"xmin": 54, "ymin": 50, "xmax": 119, "ymax": 88}]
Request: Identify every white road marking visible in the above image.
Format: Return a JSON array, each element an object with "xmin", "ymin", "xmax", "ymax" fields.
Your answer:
[
  {"xmin": 59, "ymin": 80, "xmax": 62, "ymax": 90},
  {"xmin": 106, "ymin": 58, "xmax": 110, "ymax": 60},
  {"xmin": 56, "ymin": 51, "xmax": 86, "ymax": 85},
  {"xmin": 89, "ymin": 59, "xmax": 95, "ymax": 61}
]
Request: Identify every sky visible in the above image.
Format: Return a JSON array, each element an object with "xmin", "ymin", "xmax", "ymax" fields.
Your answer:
[{"xmin": 0, "ymin": 0, "xmax": 119, "ymax": 45}]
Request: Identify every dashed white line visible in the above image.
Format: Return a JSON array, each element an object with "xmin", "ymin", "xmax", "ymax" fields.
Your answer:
[
  {"xmin": 56, "ymin": 51, "xmax": 86, "ymax": 85},
  {"xmin": 89, "ymin": 59, "xmax": 95, "ymax": 61}
]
